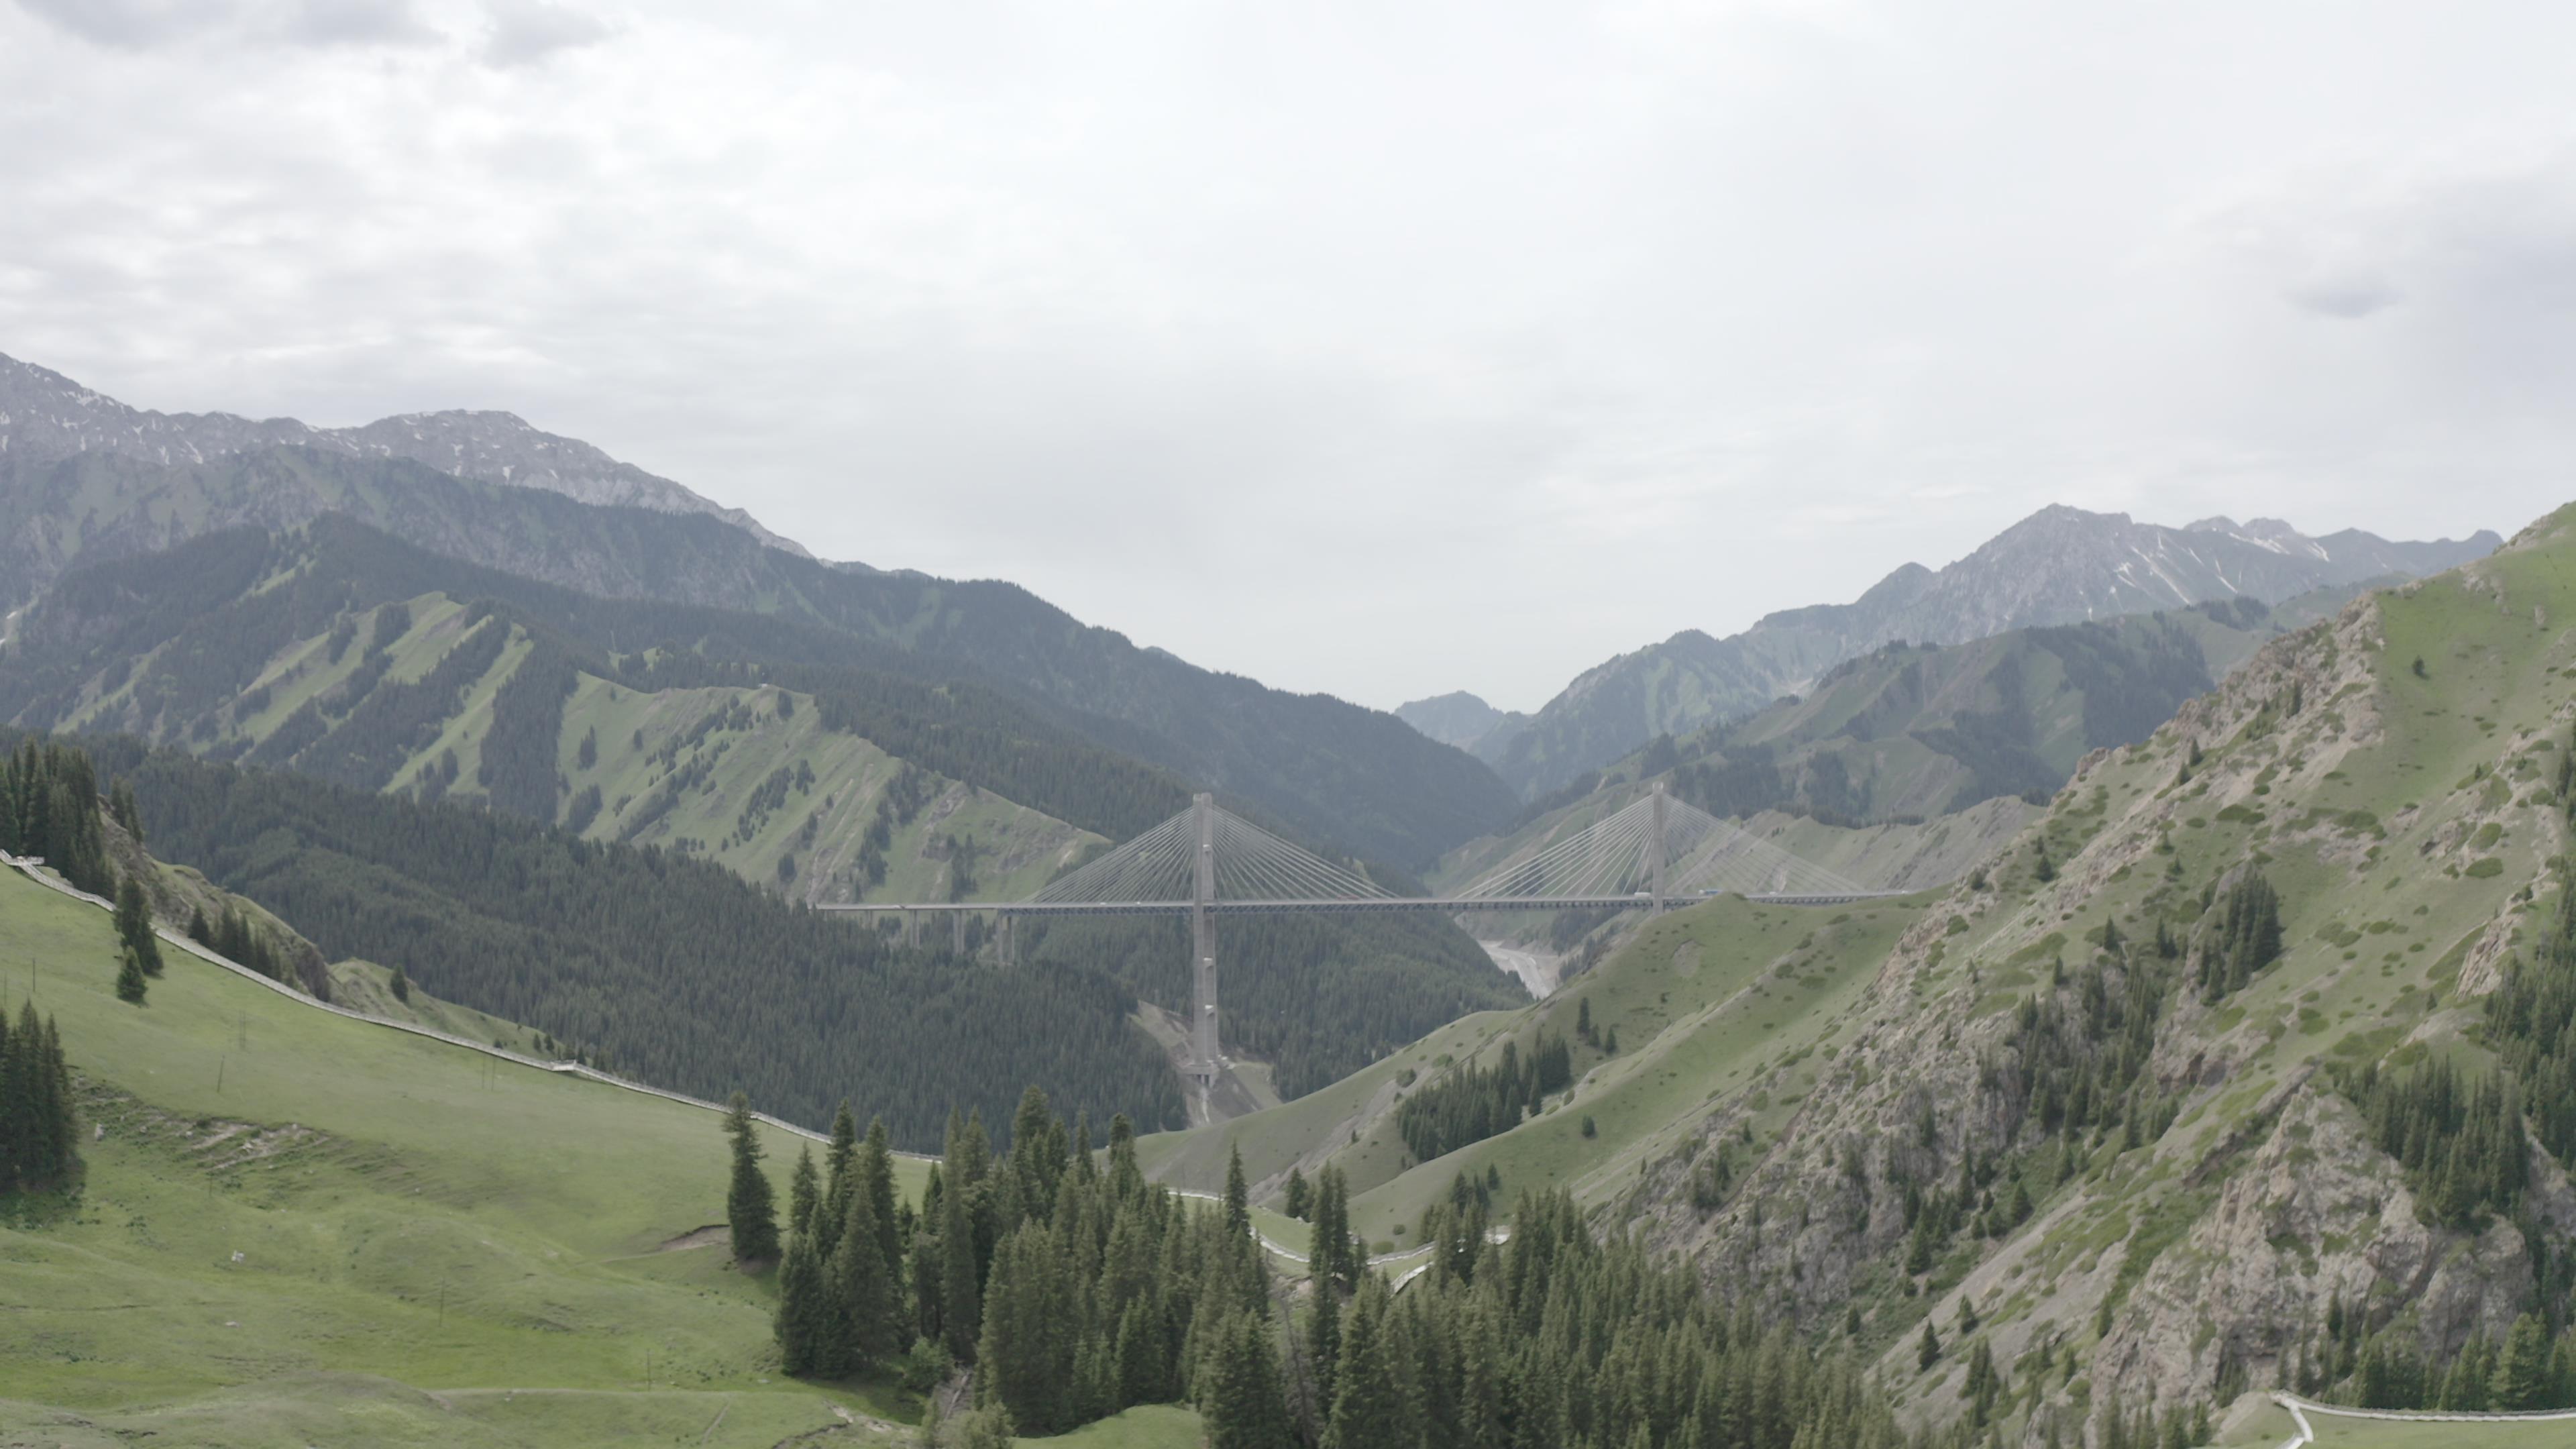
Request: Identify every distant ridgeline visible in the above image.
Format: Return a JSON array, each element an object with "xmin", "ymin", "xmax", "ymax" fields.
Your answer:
[
  {"xmin": 0, "ymin": 463, "xmax": 1515, "ymax": 864},
  {"xmin": 1516, "ymin": 598, "xmax": 2305, "ymax": 834},
  {"xmin": 0, "ymin": 521, "xmax": 1194, "ymax": 843},
  {"xmin": 0, "ymin": 521, "xmax": 1526, "ymax": 1109}
]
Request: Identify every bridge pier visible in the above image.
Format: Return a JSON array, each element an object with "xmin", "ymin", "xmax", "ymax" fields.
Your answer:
[
  {"xmin": 1650, "ymin": 782, "xmax": 1668, "ymax": 913},
  {"xmin": 1189, "ymin": 793, "xmax": 1220, "ymax": 1086}
]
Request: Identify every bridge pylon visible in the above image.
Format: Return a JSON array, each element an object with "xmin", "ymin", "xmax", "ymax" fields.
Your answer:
[
  {"xmin": 1650, "ymin": 782, "xmax": 1668, "ymax": 912},
  {"xmin": 1189, "ymin": 793, "xmax": 1220, "ymax": 1087}
]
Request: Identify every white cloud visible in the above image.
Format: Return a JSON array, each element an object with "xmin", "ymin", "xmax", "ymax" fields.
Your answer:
[
  {"xmin": 480, "ymin": 0, "xmax": 608, "ymax": 67},
  {"xmin": 1, "ymin": 0, "xmax": 2571, "ymax": 712}
]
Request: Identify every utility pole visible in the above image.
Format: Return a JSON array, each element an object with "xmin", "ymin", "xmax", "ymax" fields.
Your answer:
[
  {"xmin": 1650, "ymin": 782, "xmax": 1668, "ymax": 914},
  {"xmin": 1189, "ymin": 793, "xmax": 1219, "ymax": 1087}
]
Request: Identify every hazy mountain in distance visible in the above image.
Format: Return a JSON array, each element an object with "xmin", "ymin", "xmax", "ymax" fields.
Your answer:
[
  {"xmin": 1393, "ymin": 690, "xmax": 1529, "ymax": 755},
  {"xmin": 1480, "ymin": 503, "xmax": 2503, "ymax": 799},
  {"xmin": 0, "ymin": 351, "xmax": 810, "ymax": 557}
]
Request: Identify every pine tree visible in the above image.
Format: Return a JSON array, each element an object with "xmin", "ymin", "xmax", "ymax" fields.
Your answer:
[
  {"xmin": 863, "ymin": 1116, "xmax": 901, "ymax": 1287},
  {"xmin": 2494, "ymin": 1312, "xmax": 2554, "ymax": 1411},
  {"xmin": 1203, "ymin": 1309, "xmax": 1295, "ymax": 1449},
  {"xmin": 1283, "ymin": 1167, "xmax": 1311, "ymax": 1220},
  {"xmin": 941, "ymin": 1159, "xmax": 984, "ymax": 1360},
  {"xmin": 831, "ymin": 1182, "xmax": 902, "ymax": 1370},
  {"xmin": 789, "ymin": 1146, "xmax": 821, "ymax": 1240},
  {"xmin": 1225, "ymin": 1143, "xmax": 1250, "ymax": 1241},
  {"xmin": 1321, "ymin": 1283, "xmax": 1406, "ymax": 1449},
  {"xmin": 724, "ymin": 1092, "xmax": 780, "ymax": 1264},
  {"xmin": 979, "ymin": 1224, "xmax": 1074, "ymax": 1432},
  {"xmin": 115, "ymin": 945, "xmax": 148, "ymax": 1005},
  {"xmin": 774, "ymin": 1230, "xmax": 827, "ymax": 1374},
  {"xmin": 1307, "ymin": 1273, "xmax": 1343, "ymax": 1419},
  {"xmin": 2034, "ymin": 841, "xmax": 2056, "ymax": 883},
  {"xmin": 113, "ymin": 875, "xmax": 163, "ymax": 978},
  {"xmin": 818, "ymin": 1099, "xmax": 858, "ymax": 1263},
  {"xmin": 1919, "ymin": 1320, "xmax": 1941, "ymax": 1371},
  {"xmin": 1312, "ymin": 1167, "xmax": 1358, "ymax": 1295}
]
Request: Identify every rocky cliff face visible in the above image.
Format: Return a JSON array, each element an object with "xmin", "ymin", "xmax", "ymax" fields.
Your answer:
[
  {"xmin": 1597, "ymin": 511, "xmax": 2576, "ymax": 1442},
  {"xmin": 0, "ymin": 351, "xmax": 808, "ymax": 556}
]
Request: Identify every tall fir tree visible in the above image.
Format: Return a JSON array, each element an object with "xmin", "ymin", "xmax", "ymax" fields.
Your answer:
[
  {"xmin": 1320, "ymin": 1279, "xmax": 1409, "ymax": 1449},
  {"xmin": 773, "ymin": 1230, "xmax": 828, "ymax": 1375},
  {"xmin": 788, "ymin": 1145, "xmax": 820, "ymax": 1240},
  {"xmin": 1203, "ymin": 1309, "xmax": 1295, "ymax": 1449},
  {"xmin": 723, "ymin": 1092, "xmax": 780, "ymax": 1264},
  {"xmin": 113, "ymin": 875, "xmax": 164, "ymax": 978},
  {"xmin": 114, "ymin": 945, "xmax": 149, "ymax": 1006},
  {"xmin": 829, "ymin": 1180, "xmax": 902, "ymax": 1370},
  {"xmin": 862, "ymin": 1116, "xmax": 902, "ymax": 1287},
  {"xmin": 1224, "ymin": 1142, "xmax": 1250, "ymax": 1241}
]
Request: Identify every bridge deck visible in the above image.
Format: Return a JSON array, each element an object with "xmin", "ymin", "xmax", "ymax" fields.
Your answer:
[{"xmin": 817, "ymin": 891, "xmax": 1904, "ymax": 917}]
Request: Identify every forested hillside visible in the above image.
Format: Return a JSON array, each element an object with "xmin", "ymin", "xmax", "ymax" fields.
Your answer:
[
  {"xmin": 0, "ymin": 434, "xmax": 1512, "ymax": 863},
  {"xmin": 1165, "ymin": 504, "xmax": 2576, "ymax": 1444},
  {"xmin": 38, "ymin": 731, "xmax": 1182, "ymax": 1146}
]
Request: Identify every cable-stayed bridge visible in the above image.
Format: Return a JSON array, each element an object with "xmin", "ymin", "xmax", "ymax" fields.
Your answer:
[{"xmin": 820, "ymin": 785, "xmax": 1892, "ymax": 1083}]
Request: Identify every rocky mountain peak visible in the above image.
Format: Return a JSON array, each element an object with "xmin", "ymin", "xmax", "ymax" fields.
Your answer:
[{"xmin": 0, "ymin": 352, "xmax": 810, "ymax": 557}]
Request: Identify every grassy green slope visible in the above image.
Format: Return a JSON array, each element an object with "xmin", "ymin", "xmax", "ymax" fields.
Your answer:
[
  {"xmin": 559, "ymin": 672, "xmax": 1097, "ymax": 905},
  {"xmin": 51, "ymin": 586, "xmax": 1104, "ymax": 908},
  {"xmin": 1140, "ymin": 892, "xmax": 1925, "ymax": 1247},
  {"xmin": 0, "ymin": 864, "xmax": 926, "ymax": 1446}
]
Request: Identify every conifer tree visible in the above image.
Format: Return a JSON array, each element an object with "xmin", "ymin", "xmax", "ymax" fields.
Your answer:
[
  {"xmin": 789, "ymin": 1145, "xmax": 820, "ymax": 1240},
  {"xmin": 1306, "ymin": 1272, "xmax": 1343, "ymax": 1421},
  {"xmin": 1204, "ymin": 1308, "xmax": 1295, "ymax": 1448},
  {"xmin": 1106, "ymin": 1113, "xmax": 1143, "ymax": 1199},
  {"xmin": 830, "ymin": 1183, "xmax": 902, "ymax": 1370},
  {"xmin": 1311, "ymin": 1167, "xmax": 1358, "ymax": 1295},
  {"xmin": 1224, "ymin": 1143, "xmax": 1250, "ymax": 1241},
  {"xmin": 940, "ymin": 1158, "xmax": 984, "ymax": 1360},
  {"xmin": 113, "ymin": 875, "xmax": 163, "ymax": 978},
  {"xmin": 818, "ymin": 1099, "xmax": 858, "ymax": 1263},
  {"xmin": 115, "ymin": 945, "xmax": 148, "ymax": 1005},
  {"xmin": 774, "ymin": 1230, "xmax": 827, "ymax": 1374},
  {"xmin": 1283, "ymin": 1167, "xmax": 1311, "ymax": 1220},
  {"xmin": 863, "ymin": 1116, "xmax": 901, "ymax": 1285},
  {"xmin": 1919, "ymin": 1320, "xmax": 1942, "ymax": 1371},
  {"xmin": 2495, "ymin": 1313, "xmax": 2554, "ymax": 1411},
  {"xmin": 979, "ymin": 1225, "xmax": 1073, "ymax": 1432},
  {"xmin": 724, "ymin": 1092, "xmax": 780, "ymax": 1264},
  {"xmin": 1321, "ymin": 1281, "xmax": 1407, "ymax": 1449}
]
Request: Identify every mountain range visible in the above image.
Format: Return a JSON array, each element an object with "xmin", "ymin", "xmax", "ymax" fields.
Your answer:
[
  {"xmin": 0, "ymin": 353, "xmax": 1513, "ymax": 867},
  {"xmin": 0, "ymin": 352, "xmax": 810, "ymax": 557},
  {"xmin": 1407, "ymin": 504, "xmax": 2502, "ymax": 801}
]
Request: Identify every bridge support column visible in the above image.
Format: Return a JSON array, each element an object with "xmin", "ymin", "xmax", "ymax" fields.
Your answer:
[
  {"xmin": 1650, "ymin": 782, "xmax": 1668, "ymax": 913},
  {"xmin": 1189, "ymin": 792, "xmax": 1220, "ymax": 1086}
]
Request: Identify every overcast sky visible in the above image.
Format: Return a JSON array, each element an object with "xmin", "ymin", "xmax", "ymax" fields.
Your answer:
[{"xmin": 5, "ymin": 1, "xmax": 2573, "ymax": 712}]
